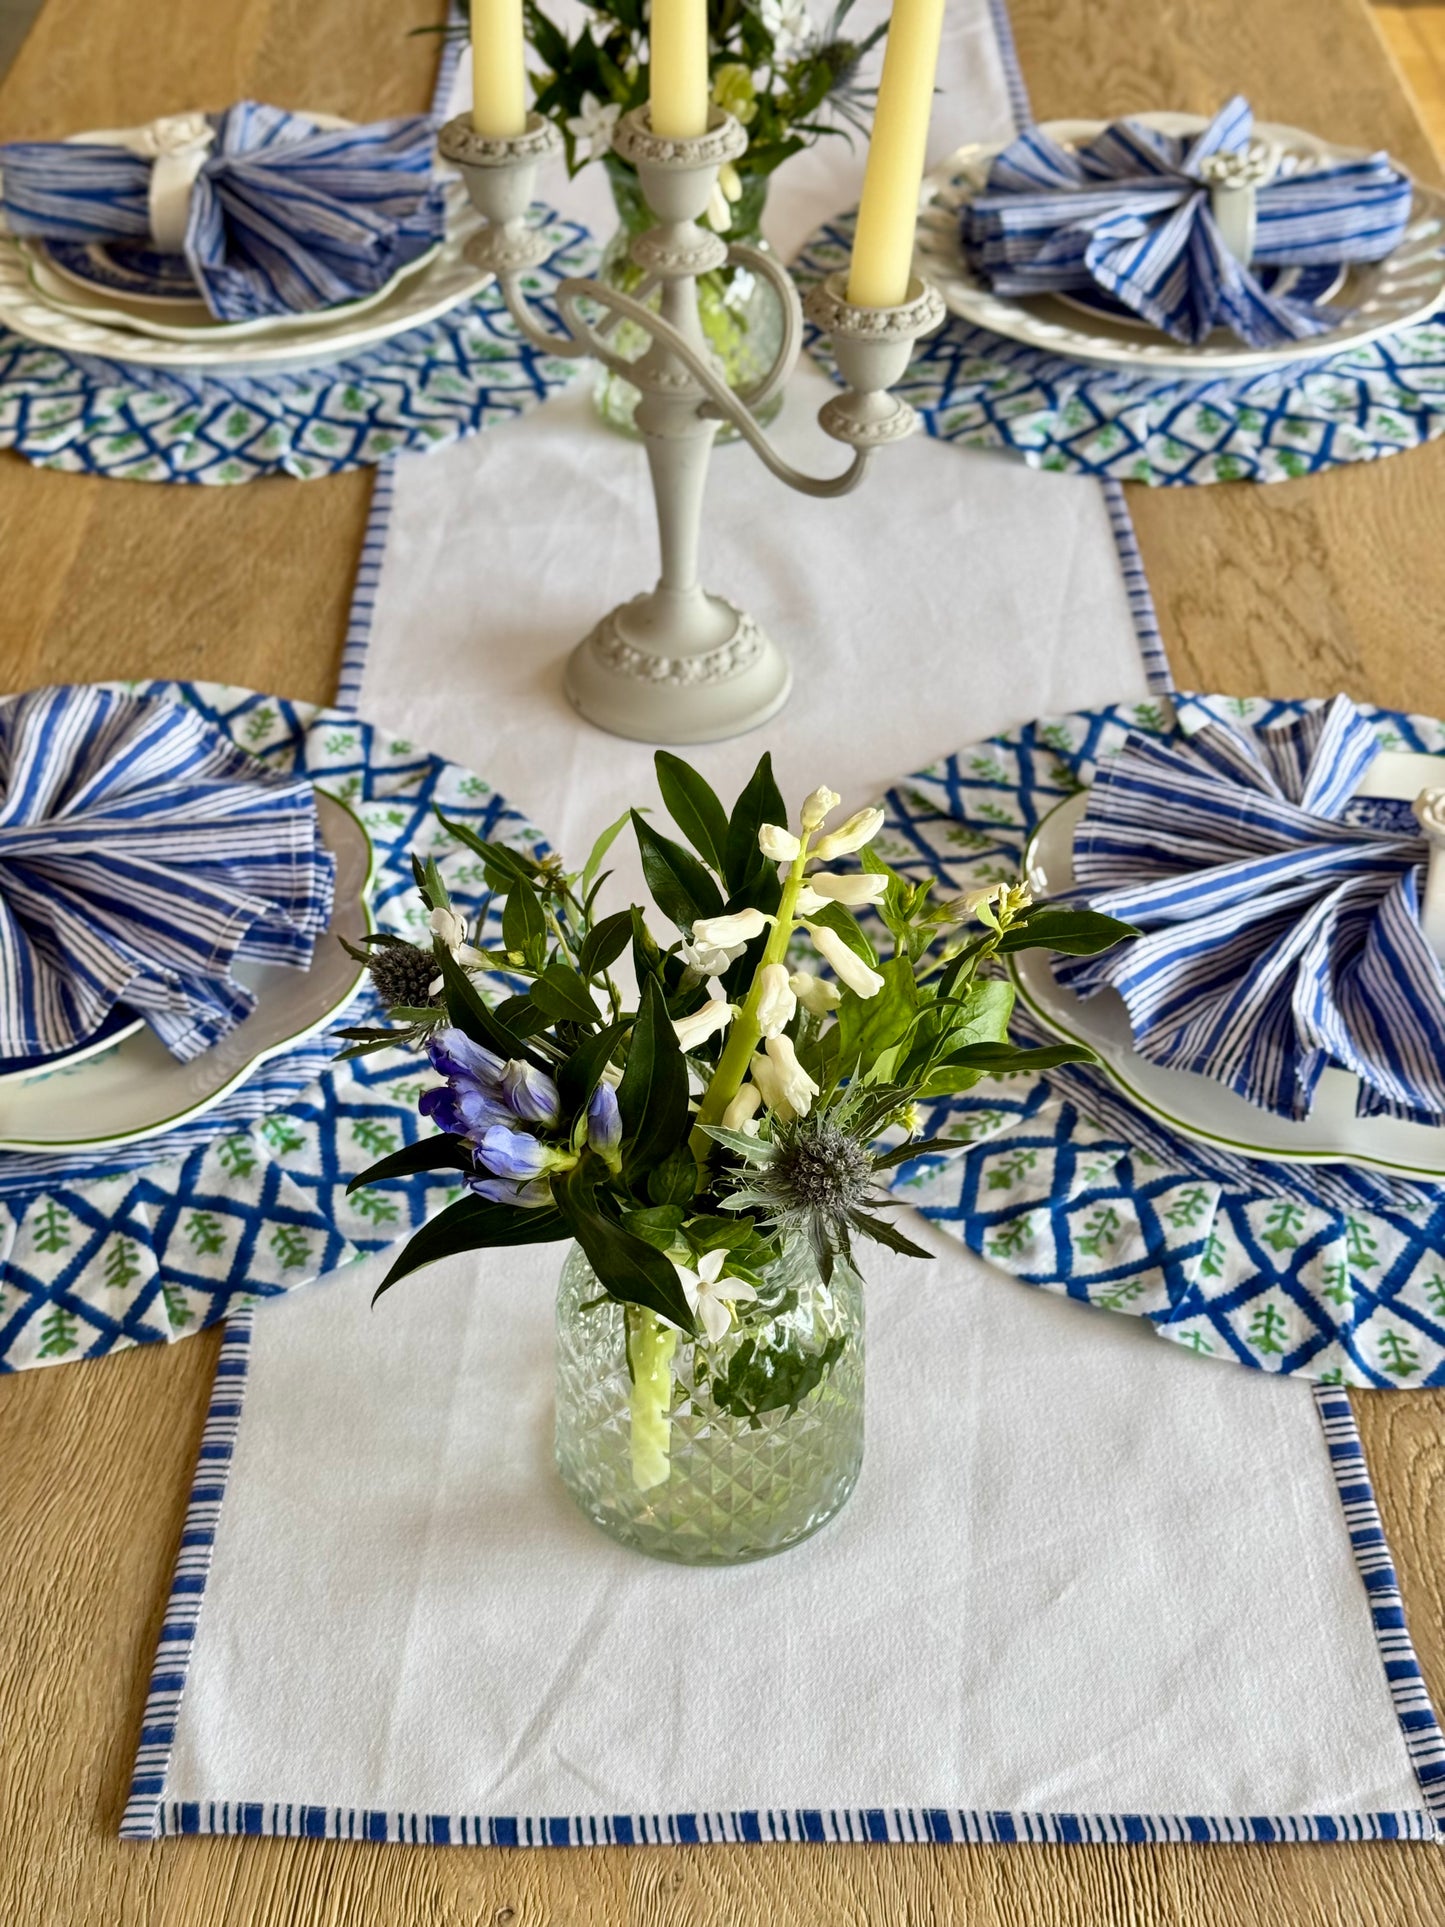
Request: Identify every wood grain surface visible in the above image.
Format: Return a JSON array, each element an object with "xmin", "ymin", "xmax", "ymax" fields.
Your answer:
[{"xmin": 2, "ymin": 1, "xmax": 1444, "ymax": 1921}]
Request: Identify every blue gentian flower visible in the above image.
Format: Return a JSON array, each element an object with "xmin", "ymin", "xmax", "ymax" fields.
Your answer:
[
  {"xmin": 502, "ymin": 1058, "xmax": 562, "ymax": 1126},
  {"xmin": 586, "ymin": 1081, "xmax": 622, "ymax": 1158},
  {"xmin": 477, "ymin": 1123, "xmax": 552, "ymax": 1182},
  {"xmin": 470, "ymin": 1175, "xmax": 552, "ymax": 1208},
  {"xmin": 422, "ymin": 1027, "xmax": 517, "ymax": 1140}
]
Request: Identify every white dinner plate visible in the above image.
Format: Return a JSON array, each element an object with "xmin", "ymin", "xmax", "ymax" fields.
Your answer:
[
  {"xmin": 0, "ymin": 791, "xmax": 372, "ymax": 1152},
  {"xmin": 0, "ymin": 187, "xmax": 489, "ymax": 372},
  {"xmin": 1012, "ymin": 748, "xmax": 1445, "ymax": 1180},
  {"xmin": 915, "ymin": 113, "xmax": 1445, "ymax": 376}
]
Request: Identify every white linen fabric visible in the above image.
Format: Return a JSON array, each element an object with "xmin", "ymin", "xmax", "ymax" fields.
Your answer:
[
  {"xmin": 128, "ymin": 0, "xmax": 1439, "ymax": 1846},
  {"xmin": 151, "ymin": 1228, "xmax": 1424, "ymax": 1835}
]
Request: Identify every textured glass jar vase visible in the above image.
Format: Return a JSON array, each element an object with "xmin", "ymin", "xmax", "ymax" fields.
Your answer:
[
  {"xmin": 554, "ymin": 1238, "xmax": 864, "ymax": 1565},
  {"xmin": 592, "ymin": 157, "xmax": 786, "ymax": 442}
]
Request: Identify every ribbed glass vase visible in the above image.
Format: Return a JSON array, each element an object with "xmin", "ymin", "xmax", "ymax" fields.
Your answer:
[
  {"xmin": 591, "ymin": 157, "xmax": 786, "ymax": 442},
  {"xmin": 554, "ymin": 1237, "xmax": 864, "ymax": 1565}
]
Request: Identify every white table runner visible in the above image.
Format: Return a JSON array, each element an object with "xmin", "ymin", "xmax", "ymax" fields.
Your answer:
[{"xmin": 123, "ymin": 0, "xmax": 1444, "ymax": 1845}]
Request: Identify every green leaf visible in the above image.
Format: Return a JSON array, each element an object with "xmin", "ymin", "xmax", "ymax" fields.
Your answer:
[
  {"xmin": 554, "ymin": 1163, "xmax": 695, "ymax": 1331},
  {"xmin": 722, "ymin": 752, "xmax": 788, "ymax": 896},
  {"xmin": 647, "ymin": 1145, "xmax": 700, "ymax": 1206},
  {"xmin": 580, "ymin": 908, "xmax": 633, "ymax": 978},
  {"xmin": 501, "ymin": 876, "xmax": 546, "ymax": 964},
  {"xmin": 632, "ymin": 811, "xmax": 724, "ymax": 930},
  {"xmin": 616, "ymin": 979, "xmax": 690, "ymax": 1179},
  {"xmin": 347, "ymin": 1133, "xmax": 474, "ymax": 1193},
  {"xmin": 848, "ymin": 1208, "xmax": 934, "ymax": 1261},
  {"xmin": 372, "ymin": 1197, "xmax": 569, "ymax": 1302},
  {"xmin": 582, "ymin": 806, "xmax": 634, "ymax": 895},
  {"xmin": 434, "ymin": 943, "xmax": 530, "ymax": 1063},
  {"xmin": 492, "ymin": 992, "xmax": 551, "ymax": 1038},
  {"xmin": 528, "ymin": 963, "xmax": 601, "ymax": 1027},
  {"xmin": 996, "ymin": 906, "xmax": 1139, "ymax": 957},
  {"xmin": 833, "ymin": 953, "xmax": 915, "ymax": 1078},
  {"xmin": 654, "ymin": 751, "xmax": 729, "ymax": 876},
  {"xmin": 558, "ymin": 1020, "xmax": 627, "ymax": 1115},
  {"xmin": 623, "ymin": 1204, "xmax": 687, "ymax": 1250}
]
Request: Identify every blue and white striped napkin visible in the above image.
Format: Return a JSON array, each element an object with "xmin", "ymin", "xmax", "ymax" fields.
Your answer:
[
  {"xmin": 960, "ymin": 96, "xmax": 1412, "ymax": 347},
  {"xmin": 1056, "ymin": 695, "xmax": 1445, "ymax": 1124},
  {"xmin": 0, "ymin": 684, "xmax": 335, "ymax": 1061},
  {"xmin": 0, "ymin": 103, "xmax": 445, "ymax": 322}
]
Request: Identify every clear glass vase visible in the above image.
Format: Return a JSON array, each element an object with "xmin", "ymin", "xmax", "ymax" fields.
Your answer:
[
  {"xmin": 591, "ymin": 156, "xmax": 786, "ymax": 442},
  {"xmin": 554, "ymin": 1236, "xmax": 864, "ymax": 1565}
]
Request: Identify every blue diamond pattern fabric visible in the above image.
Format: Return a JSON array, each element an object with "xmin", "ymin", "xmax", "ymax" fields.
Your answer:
[
  {"xmin": 795, "ymin": 210, "xmax": 1445, "ymax": 486},
  {"xmin": 0, "ymin": 681, "xmax": 546, "ymax": 1372},
  {"xmin": 0, "ymin": 215, "xmax": 592, "ymax": 485},
  {"xmin": 879, "ymin": 694, "xmax": 1445, "ymax": 1389}
]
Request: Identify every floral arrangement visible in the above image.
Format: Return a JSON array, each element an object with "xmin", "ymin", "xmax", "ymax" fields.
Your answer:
[{"xmin": 345, "ymin": 755, "xmax": 1131, "ymax": 1484}]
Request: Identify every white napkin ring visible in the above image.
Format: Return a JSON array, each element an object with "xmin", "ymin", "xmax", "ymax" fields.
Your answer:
[{"xmin": 1198, "ymin": 140, "xmax": 1279, "ymax": 266}]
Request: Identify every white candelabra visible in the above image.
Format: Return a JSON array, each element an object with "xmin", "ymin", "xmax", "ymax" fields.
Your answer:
[{"xmin": 440, "ymin": 106, "xmax": 944, "ymax": 745}]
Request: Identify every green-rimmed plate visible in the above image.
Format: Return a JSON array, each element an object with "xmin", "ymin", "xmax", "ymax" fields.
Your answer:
[{"xmin": 0, "ymin": 791, "xmax": 372, "ymax": 1152}]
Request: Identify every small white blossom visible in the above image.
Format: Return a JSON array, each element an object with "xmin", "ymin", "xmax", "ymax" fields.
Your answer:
[
  {"xmin": 750, "ymin": 1033, "xmax": 820, "ymax": 1119},
  {"xmin": 427, "ymin": 904, "xmax": 469, "ymax": 954},
  {"xmin": 760, "ymin": 0, "xmax": 814, "ymax": 62},
  {"xmin": 811, "ymin": 806, "xmax": 886, "ymax": 862},
  {"xmin": 758, "ymin": 822, "xmax": 801, "ymax": 863},
  {"xmin": 673, "ymin": 999, "xmax": 736, "ymax": 1051},
  {"xmin": 792, "ymin": 883, "xmax": 828, "ymax": 916},
  {"xmin": 789, "ymin": 969, "xmax": 840, "ymax": 1017},
  {"xmin": 676, "ymin": 1246, "xmax": 759, "ymax": 1344},
  {"xmin": 722, "ymin": 1082, "xmax": 763, "ymax": 1135},
  {"xmin": 692, "ymin": 907, "xmax": 769, "ymax": 948},
  {"xmin": 565, "ymin": 91, "xmax": 622, "ymax": 163},
  {"xmin": 804, "ymin": 921, "xmax": 885, "ymax": 999},
  {"xmin": 705, "ymin": 161, "xmax": 742, "ymax": 233},
  {"xmin": 755, "ymin": 961, "xmax": 797, "ymax": 1038},
  {"xmin": 964, "ymin": 881, "xmax": 1005, "ymax": 915},
  {"xmin": 807, "ymin": 870, "xmax": 889, "ymax": 908},
  {"xmin": 800, "ymin": 785, "xmax": 841, "ymax": 832},
  {"xmin": 680, "ymin": 936, "xmax": 745, "ymax": 976}
]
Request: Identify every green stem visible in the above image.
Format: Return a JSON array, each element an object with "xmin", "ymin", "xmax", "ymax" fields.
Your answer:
[
  {"xmin": 627, "ymin": 1306, "xmax": 678, "ymax": 1490},
  {"xmin": 689, "ymin": 834, "xmax": 813, "ymax": 1153}
]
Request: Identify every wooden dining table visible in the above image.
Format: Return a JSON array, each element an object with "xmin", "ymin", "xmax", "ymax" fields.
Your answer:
[{"xmin": 2, "ymin": 0, "xmax": 1444, "ymax": 1920}]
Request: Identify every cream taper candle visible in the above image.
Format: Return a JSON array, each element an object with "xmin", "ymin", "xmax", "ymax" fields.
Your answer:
[
  {"xmin": 650, "ymin": 0, "xmax": 710, "ymax": 140},
  {"xmin": 847, "ymin": 0, "xmax": 945, "ymax": 308},
  {"xmin": 471, "ymin": 0, "xmax": 527, "ymax": 139}
]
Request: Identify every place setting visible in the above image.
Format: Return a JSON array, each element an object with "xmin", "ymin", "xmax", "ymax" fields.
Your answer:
[{"xmin": 4, "ymin": 0, "xmax": 1445, "ymax": 1903}]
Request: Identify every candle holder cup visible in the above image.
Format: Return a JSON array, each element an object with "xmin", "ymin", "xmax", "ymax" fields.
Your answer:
[{"xmin": 440, "ymin": 106, "xmax": 945, "ymax": 745}]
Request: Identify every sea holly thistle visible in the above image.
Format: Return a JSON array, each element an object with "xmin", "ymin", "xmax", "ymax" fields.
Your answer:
[{"xmin": 349, "ymin": 750, "xmax": 1133, "ymax": 1488}]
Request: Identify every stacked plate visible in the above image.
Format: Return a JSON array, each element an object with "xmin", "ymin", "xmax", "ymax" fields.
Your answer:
[
  {"xmin": 915, "ymin": 112, "xmax": 1445, "ymax": 376},
  {"xmin": 1015, "ymin": 749, "xmax": 1445, "ymax": 1184},
  {"xmin": 0, "ymin": 115, "xmax": 491, "ymax": 375},
  {"xmin": 0, "ymin": 791, "xmax": 374, "ymax": 1155}
]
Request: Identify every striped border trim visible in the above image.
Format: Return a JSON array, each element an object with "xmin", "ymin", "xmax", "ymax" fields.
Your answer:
[
  {"xmin": 122, "ymin": 1315, "xmax": 255, "ymax": 1839},
  {"xmin": 335, "ymin": 462, "xmax": 396, "ymax": 712},
  {"xmin": 334, "ymin": 8, "xmax": 464, "ymax": 713},
  {"xmin": 1100, "ymin": 477, "xmax": 1177, "ymax": 696},
  {"xmin": 1314, "ymin": 1386, "xmax": 1445, "ymax": 1827},
  {"xmin": 140, "ymin": 1803, "xmax": 1437, "ymax": 1847},
  {"xmin": 983, "ymin": 0, "xmax": 1177, "ymax": 698}
]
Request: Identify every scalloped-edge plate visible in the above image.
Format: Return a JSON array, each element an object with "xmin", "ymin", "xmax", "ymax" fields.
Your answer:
[
  {"xmin": 0, "ymin": 791, "xmax": 372, "ymax": 1151},
  {"xmin": 916, "ymin": 113, "xmax": 1445, "ymax": 376},
  {"xmin": 1012, "ymin": 749, "xmax": 1445, "ymax": 1180}
]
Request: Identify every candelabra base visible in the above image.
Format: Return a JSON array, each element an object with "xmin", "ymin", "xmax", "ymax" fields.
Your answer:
[{"xmin": 565, "ymin": 589, "xmax": 792, "ymax": 745}]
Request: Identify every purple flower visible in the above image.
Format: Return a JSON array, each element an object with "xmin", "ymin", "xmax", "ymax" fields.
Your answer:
[
  {"xmin": 477, "ymin": 1124, "xmax": 551, "ymax": 1182},
  {"xmin": 427, "ymin": 1028, "xmax": 506, "ymax": 1088},
  {"xmin": 502, "ymin": 1058, "xmax": 561, "ymax": 1126},
  {"xmin": 470, "ymin": 1175, "xmax": 552, "ymax": 1209},
  {"xmin": 419, "ymin": 1079, "xmax": 513, "ymax": 1140},
  {"xmin": 587, "ymin": 1081, "xmax": 622, "ymax": 1157}
]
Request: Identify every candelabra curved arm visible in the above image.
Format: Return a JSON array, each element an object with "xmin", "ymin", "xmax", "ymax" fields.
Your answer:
[
  {"xmin": 708, "ymin": 240, "xmax": 803, "ymax": 416},
  {"xmin": 545, "ymin": 273, "xmax": 870, "ymax": 501}
]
